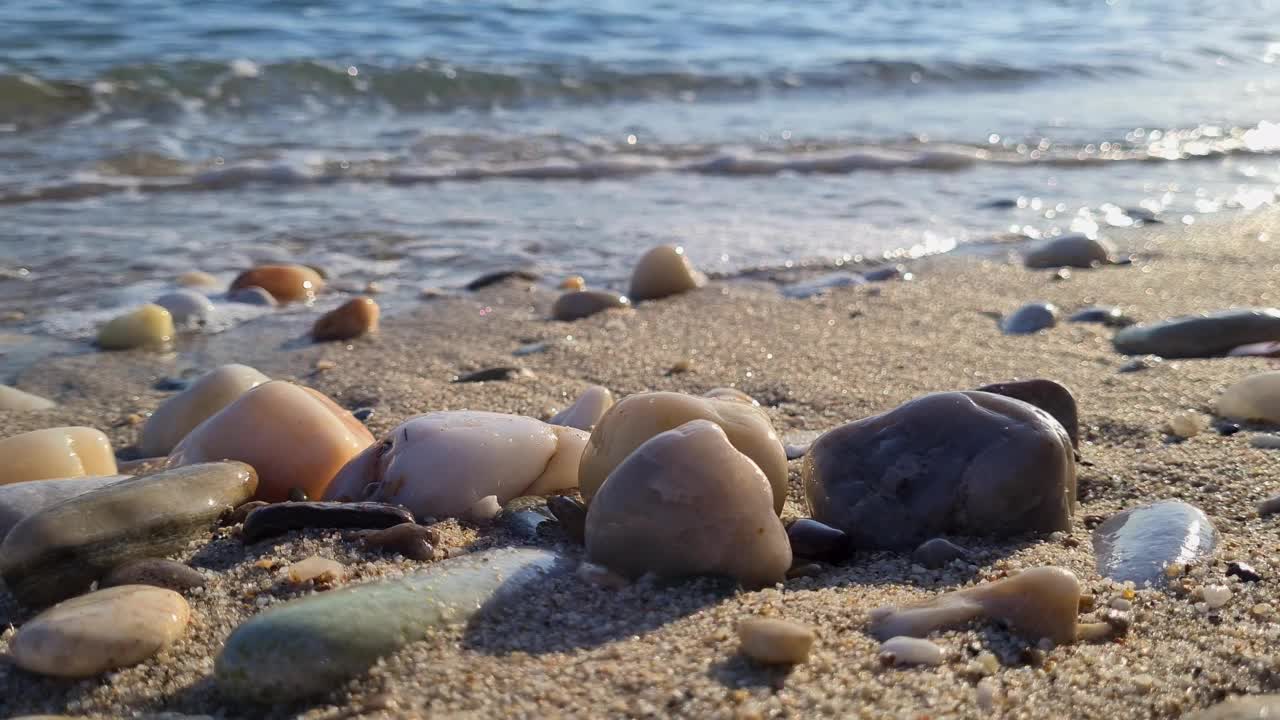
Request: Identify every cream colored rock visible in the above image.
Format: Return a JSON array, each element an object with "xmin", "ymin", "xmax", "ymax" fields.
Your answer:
[
  {"xmin": 324, "ymin": 411, "xmax": 588, "ymax": 519},
  {"xmin": 96, "ymin": 304, "xmax": 174, "ymax": 350},
  {"xmin": 737, "ymin": 617, "xmax": 816, "ymax": 664},
  {"xmin": 287, "ymin": 556, "xmax": 345, "ymax": 584},
  {"xmin": 578, "ymin": 391, "xmax": 787, "ymax": 513},
  {"xmin": 628, "ymin": 245, "xmax": 705, "ymax": 302},
  {"xmin": 549, "ymin": 385, "xmax": 614, "ymax": 431},
  {"xmin": 1166, "ymin": 411, "xmax": 1208, "ymax": 439},
  {"xmin": 0, "ymin": 385, "xmax": 55, "ymax": 410},
  {"xmin": 167, "ymin": 381, "xmax": 373, "ymax": 502},
  {"xmin": 0, "ymin": 427, "xmax": 116, "ymax": 486},
  {"xmin": 585, "ymin": 420, "xmax": 791, "ymax": 586},
  {"xmin": 879, "ymin": 636, "xmax": 945, "ymax": 666},
  {"xmin": 8, "ymin": 585, "xmax": 190, "ymax": 678},
  {"xmin": 1219, "ymin": 371, "xmax": 1280, "ymax": 423},
  {"xmin": 140, "ymin": 364, "xmax": 269, "ymax": 456}
]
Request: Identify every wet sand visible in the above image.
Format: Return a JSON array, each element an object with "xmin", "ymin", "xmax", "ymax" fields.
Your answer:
[{"xmin": 4, "ymin": 210, "xmax": 1280, "ymax": 718}]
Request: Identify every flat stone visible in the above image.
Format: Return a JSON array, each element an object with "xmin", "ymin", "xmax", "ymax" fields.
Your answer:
[
  {"xmin": 241, "ymin": 501, "xmax": 415, "ymax": 543},
  {"xmin": 0, "ymin": 385, "xmax": 56, "ymax": 410},
  {"xmin": 453, "ymin": 366, "xmax": 534, "ymax": 383},
  {"xmin": 977, "ymin": 378, "xmax": 1079, "ymax": 448},
  {"xmin": 1022, "ymin": 234, "xmax": 1115, "ymax": 269},
  {"xmin": 0, "ymin": 462, "xmax": 257, "ymax": 606},
  {"xmin": 781, "ymin": 272, "xmax": 866, "ymax": 299},
  {"xmin": 9, "ymin": 585, "xmax": 190, "ymax": 678},
  {"xmin": 1092, "ymin": 500, "xmax": 1217, "ymax": 586},
  {"xmin": 879, "ymin": 636, "xmax": 945, "ymax": 666},
  {"xmin": 911, "ymin": 538, "xmax": 969, "ymax": 569},
  {"xmin": 551, "ymin": 290, "xmax": 631, "ymax": 321},
  {"xmin": 1068, "ymin": 305, "xmax": 1133, "ymax": 327},
  {"xmin": 102, "ymin": 558, "xmax": 206, "ymax": 592},
  {"xmin": 0, "ymin": 475, "xmax": 130, "ymax": 540},
  {"xmin": 1113, "ymin": 308, "xmax": 1280, "ymax": 358},
  {"xmin": 215, "ymin": 548, "xmax": 570, "ymax": 703},
  {"xmin": 361, "ymin": 523, "xmax": 436, "ymax": 561},
  {"xmin": 1001, "ymin": 301, "xmax": 1058, "ymax": 334},
  {"xmin": 737, "ymin": 617, "xmax": 815, "ymax": 664},
  {"xmin": 786, "ymin": 519, "xmax": 851, "ymax": 562},
  {"xmin": 287, "ymin": 556, "xmax": 345, "ymax": 585},
  {"xmin": 465, "ymin": 269, "xmax": 540, "ymax": 290}
]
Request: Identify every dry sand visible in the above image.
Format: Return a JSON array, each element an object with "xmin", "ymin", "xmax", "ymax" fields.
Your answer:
[{"xmin": 4, "ymin": 210, "xmax": 1280, "ymax": 718}]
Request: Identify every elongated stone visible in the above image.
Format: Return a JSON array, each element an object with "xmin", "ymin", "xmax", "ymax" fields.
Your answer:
[
  {"xmin": 102, "ymin": 558, "xmax": 206, "ymax": 592},
  {"xmin": 0, "ymin": 426, "xmax": 117, "ymax": 486},
  {"xmin": 361, "ymin": 523, "xmax": 435, "ymax": 561},
  {"xmin": 465, "ymin": 269, "xmax": 540, "ymax": 291},
  {"xmin": 1113, "ymin": 308, "xmax": 1280, "ymax": 358},
  {"xmin": 737, "ymin": 618, "xmax": 815, "ymax": 664},
  {"xmin": 629, "ymin": 245, "xmax": 705, "ymax": 302},
  {"xmin": 0, "ymin": 385, "xmax": 55, "ymax": 410},
  {"xmin": 977, "ymin": 378, "xmax": 1079, "ymax": 448},
  {"xmin": 1001, "ymin": 302, "xmax": 1058, "ymax": 334},
  {"xmin": 0, "ymin": 475, "xmax": 130, "ymax": 540},
  {"xmin": 230, "ymin": 264, "xmax": 324, "ymax": 303},
  {"xmin": 0, "ymin": 461, "xmax": 257, "ymax": 606},
  {"xmin": 1219, "ymin": 371, "xmax": 1280, "ymax": 423},
  {"xmin": 1092, "ymin": 500, "xmax": 1217, "ymax": 586},
  {"xmin": 215, "ymin": 548, "xmax": 570, "ymax": 703},
  {"xmin": 1022, "ymin": 234, "xmax": 1115, "ymax": 269},
  {"xmin": 1068, "ymin": 305, "xmax": 1133, "ymax": 327},
  {"xmin": 140, "ymin": 364, "xmax": 269, "ymax": 456},
  {"xmin": 879, "ymin": 636, "xmax": 945, "ymax": 666},
  {"xmin": 97, "ymin": 304, "xmax": 174, "ymax": 350},
  {"xmin": 552, "ymin": 290, "xmax": 631, "ymax": 321},
  {"xmin": 241, "ymin": 501, "xmax": 415, "ymax": 543},
  {"xmin": 782, "ymin": 272, "xmax": 866, "ymax": 299},
  {"xmin": 549, "ymin": 385, "xmax": 614, "ymax": 431},
  {"xmin": 155, "ymin": 289, "xmax": 216, "ymax": 329}
]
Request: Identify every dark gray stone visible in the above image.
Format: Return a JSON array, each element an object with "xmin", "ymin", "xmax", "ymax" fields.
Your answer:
[
  {"xmin": 977, "ymin": 378, "xmax": 1078, "ymax": 448},
  {"xmin": 1113, "ymin": 308, "xmax": 1280, "ymax": 358},
  {"xmin": 241, "ymin": 501, "xmax": 415, "ymax": 543},
  {"xmin": 911, "ymin": 538, "xmax": 969, "ymax": 568},
  {"xmin": 1001, "ymin": 302, "xmax": 1058, "ymax": 334}
]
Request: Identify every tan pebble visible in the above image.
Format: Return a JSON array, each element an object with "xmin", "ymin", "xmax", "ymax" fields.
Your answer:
[
  {"xmin": 97, "ymin": 304, "xmax": 174, "ymax": 351},
  {"xmin": 1219, "ymin": 371, "xmax": 1280, "ymax": 423},
  {"xmin": 879, "ymin": 635, "xmax": 945, "ymax": 666},
  {"xmin": 548, "ymin": 385, "xmax": 614, "ymax": 432},
  {"xmin": 1166, "ymin": 411, "xmax": 1207, "ymax": 438},
  {"xmin": 1252, "ymin": 602, "xmax": 1273, "ymax": 618},
  {"xmin": 141, "ymin": 364, "xmax": 270, "ymax": 456},
  {"xmin": 118, "ymin": 413, "xmax": 145, "ymax": 427},
  {"xmin": 736, "ymin": 617, "xmax": 815, "ymax": 664},
  {"xmin": 0, "ymin": 385, "xmax": 56, "ymax": 411},
  {"xmin": 8, "ymin": 585, "xmax": 190, "ymax": 678},
  {"xmin": 0, "ymin": 426, "xmax": 117, "ymax": 485},
  {"xmin": 976, "ymin": 651, "xmax": 1000, "ymax": 675},
  {"xmin": 177, "ymin": 270, "xmax": 220, "ymax": 288},
  {"xmin": 668, "ymin": 359, "xmax": 693, "ymax": 374},
  {"xmin": 1202, "ymin": 584, "xmax": 1231, "ymax": 608},
  {"xmin": 312, "ymin": 296, "xmax": 380, "ymax": 342},
  {"xmin": 703, "ymin": 387, "xmax": 757, "ymax": 405},
  {"xmin": 559, "ymin": 275, "xmax": 586, "ymax": 291},
  {"xmin": 287, "ymin": 556, "xmax": 344, "ymax": 585},
  {"xmin": 230, "ymin": 264, "xmax": 324, "ymax": 303},
  {"xmin": 102, "ymin": 558, "xmax": 206, "ymax": 592},
  {"xmin": 629, "ymin": 245, "xmax": 705, "ymax": 302},
  {"xmin": 362, "ymin": 523, "xmax": 436, "ymax": 561}
]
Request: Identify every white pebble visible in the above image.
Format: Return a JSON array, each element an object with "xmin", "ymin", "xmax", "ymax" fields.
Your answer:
[
  {"xmin": 879, "ymin": 636, "xmax": 945, "ymax": 666},
  {"xmin": 1202, "ymin": 584, "xmax": 1231, "ymax": 609},
  {"xmin": 1165, "ymin": 411, "xmax": 1207, "ymax": 438}
]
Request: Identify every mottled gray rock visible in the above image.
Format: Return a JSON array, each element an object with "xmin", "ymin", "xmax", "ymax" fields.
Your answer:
[
  {"xmin": 1092, "ymin": 500, "xmax": 1217, "ymax": 586},
  {"xmin": 977, "ymin": 378, "xmax": 1078, "ymax": 448},
  {"xmin": 1113, "ymin": 308, "xmax": 1280, "ymax": 358},
  {"xmin": 1001, "ymin": 302, "xmax": 1058, "ymax": 334},
  {"xmin": 0, "ymin": 475, "xmax": 130, "ymax": 540},
  {"xmin": 785, "ymin": 519, "xmax": 850, "ymax": 562}
]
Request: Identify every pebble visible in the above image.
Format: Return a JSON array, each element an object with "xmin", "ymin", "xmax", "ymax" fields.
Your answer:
[
  {"xmin": 1113, "ymin": 308, "xmax": 1280, "ymax": 358},
  {"xmin": 1021, "ymin": 233, "xmax": 1116, "ymax": 268},
  {"xmin": 497, "ymin": 497, "xmax": 551, "ymax": 538},
  {"xmin": 97, "ymin": 304, "xmax": 174, "ymax": 350},
  {"xmin": 1218, "ymin": 423, "xmax": 1241, "ymax": 436},
  {"xmin": 241, "ymin": 501, "xmax": 416, "ymax": 543},
  {"xmin": 361, "ymin": 523, "xmax": 436, "ymax": 561},
  {"xmin": 785, "ymin": 519, "xmax": 851, "ymax": 562},
  {"xmin": 352, "ymin": 407, "xmax": 374, "ymax": 422},
  {"xmin": 0, "ymin": 385, "xmax": 56, "ymax": 410},
  {"xmin": 102, "ymin": 558, "xmax": 207, "ymax": 592},
  {"xmin": 865, "ymin": 264, "xmax": 910, "ymax": 282},
  {"xmin": 215, "ymin": 548, "xmax": 570, "ymax": 702},
  {"xmin": 1227, "ymin": 340, "xmax": 1280, "ymax": 357},
  {"xmin": 1184, "ymin": 695, "xmax": 1280, "ymax": 720},
  {"xmin": 227, "ymin": 500, "xmax": 268, "ymax": 525},
  {"xmin": 154, "ymin": 289, "xmax": 217, "ymax": 329},
  {"xmin": 879, "ymin": 636, "xmax": 945, "ymax": 666},
  {"xmin": 546, "ymin": 495, "xmax": 587, "ymax": 544},
  {"xmin": 628, "ymin": 245, "xmax": 705, "ymax": 302},
  {"xmin": 1001, "ymin": 301, "xmax": 1059, "ymax": 334},
  {"xmin": 1119, "ymin": 354, "xmax": 1164, "ymax": 372},
  {"xmin": 230, "ymin": 264, "xmax": 325, "ymax": 303},
  {"xmin": 911, "ymin": 537, "xmax": 970, "ymax": 569},
  {"xmin": 0, "ymin": 426, "xmax": 117, "ymax": 485},
  {"xmin": 1092, "ymin": 500, "xmax": 1217, "ymax": 586},
  {"xmin": 177, "ymin": 270, "xmax": 220, "ymax": 288},
  {"xmin": 736, "ymin": 618, "xmax": 816, "ymax": 664},
  {"xmin": 559, "ymin": 275, "xmax": 586, "ymax": 290},
  {"xmin": 453, "ymin": 366, "xmax": 535, "ymax": 383},
  {"xmin": 287, "ymin": 556, "xmax": 345, "ymax": 585},
  {"xmin": 578, "ymin": 391, "xmax": 788, "ymax": 514},
  {"xmin": 976, "ymin": 378, "xmax": 1079, "ymax": 447},
  {"xmin": 140, "ymin": 364, "xmax": 269, "ymax": 456},
  {"xmin": 0, "ymin": 475, "xmax": 130, "ymax": 540},
  {"xmin": 1166, "ymin": 411, "xmax": 1209, "ymax": 439},
  {"xmin": 552, "ymin": 290, "xmax": 631, "ymax": 321},
  {"xmin": 167, "ymin": 381, "xmax": 374, "ymax": 502},
  {"xmin": 548, "ymin": 385, "xmax": 614, "ymax": 431},
  {"xmin": 1068, "ymin": 305, "xmax": 1134, "ymax": 327},
  {"xmin": 465, "ymin": 494, "xmax": 503, "ymax": 522},
  {"xmin": 1218, "ymin": 371, "xmax": 1280, "ymax": 423},
  {"xmin": 227, "ymin": 286, "xmax": 277, "ymax": 306},
  {"xmin": 465, "ymin": 269, "xmax": 540, "ymax": 291},
  {"xmin": 0, "ymin": 461, "xmax": 257, "ymax": 606},
  {"xmin": 1253, "ymin": 493, "xmax": 1280, "ymax": 516},
  {"xmin": 781, "ymin": 272, "xmax": 866, "ymax": 299},
  {"xmin": 803, "ymin": 391, "xmax": 1075, "ymax": 549},
  {"xmin": 1202, "ymin": 584, "xmax": 1231, "ymax": 609},
  {"xmin": 312, "ymin": 296, "xmax": 380, "ymax": 341},
  {"xmin": 1227, "ymin": 561, "xmax": 1262, "ymax": 582},
  {"xmin": 703, "ymin": 387, "xmax": 758, "ymax": 405},
  {"xmin": 1250, "ymin": 433, "xmax": 1280, "ymax": 449},
  {"xmin": 8, "ymin": 585, "xmax": 190, "ymax": 678},
  {"xmin": 585, "ymin": 420, "xmax": 791, "ymax": 587},
  {"xmin": 324, "ymin": 411, "xmax": 587, "ymax": 519}
]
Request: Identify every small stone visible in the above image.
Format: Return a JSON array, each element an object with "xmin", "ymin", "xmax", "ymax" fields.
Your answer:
[
  {"xmin": 1001, "ymin": 301, "xmax": 1058, "ymax": 334},
  {"xmin": 140, "ymin": 364, "xmax": 270, "ymax": 456},
  {"xmin": 879, "ymin": 636, "xmax": 945, "ymax": 666},
  {"xmin": 102, "ymin": 559, "xmax": 206, "ymax": 592},
  {"xmin": 154, "ymin": 289, "xmax": 217, "ymax": 329},
  {"xmin": 1050, "ymin": 268, "xmax": 1071, "ymax": 281},
  {"xmin": 1022, "ymin": 234, "xmax": 1116, "ymax": 268},
  {"xmin": 629, "ymin": 245, "xmax": 705, "ymax": 302},
  {"xmin": 352, "ymin": 407, "xmax": 374, "ymax": 422},
  {"xmin": 1166, "ymin": 411, "xmax": 1209, "ymax": 439},
  {"xmin": 976, "ymin": 678, "xmax": 998, "ymax": 711},
  {"xmin": 465, "ymin": 269, "xmax": 540, "ymax": 291},
  {"xmin": 453, "ymin": 366, "xmax": 535, "ymax": 383},
  {"xmin": 177, "ymin": 270, "xmax": 220, "ymax": 288},
  {"xmin": 1251, "ymin": 434, "xmax": 1280, "ymax": 450},
  {"xmin": 668, "ymin": 359, "xmax": 693, "ymax": 374},
  {"xmin": 1184, "ymin": 695, "xmax": 1280, "ymax": 720},
  {"xmin": 1092, "ymin": 500, "xmax": 1216, "ymax": 586},
  {"xmin": 1202, "ymin": 584, "xmax": 1231, "ymax": 608},
  {"xmin": 287, "ymin": 488, "xmax": 309, "ymax": 502},
  {"xmin": 1120, "ymin": 355, "xmax": 1164, "ymax": 372},
  {"xmin": 1114, "ymin": 308, "xmax": 1280, "ymax": 359},
  {"xmin": 559, "ymin": 275, "xmax": 586, "ymax": 291},
  {"xmin": 549, "ymin": 385, "xmax": 614, "ymax": 431},
  {"xmin": 865, "ymin": 264, "xmax": 908, "ymax": 282},
  {"xmin": 312, "ymin": 297, "xmax": 380, "ymax": 342},
  {"xmin": 1219, "ymin": 423, "xmax": 1241, "ymax": 436},
  {"xmin": 0, "ymin": 475, "xmax": 130, "ymax": 540},
  {"xmin": 230, "ymin": 264, "xmax": 325, "ymax": 303},
  {"xmin": 0, "ymin": 385, "xmax": 56, "ymax": 411},
  {"xmin": 546, "ymin": 495, "xmax": 587, "ymax": 544},
  {"xmin": 1219, "ymin": 371, "xmax": 1280, "ymax": 423},
  {"xmin": 227, "ymin": 500, "xmax": 268, "ymax": 525},
  {"xmin": 911, "ymin": 538, "xmax": 970, "ymax": 569},
  {"xmin": 227, "ymin": 286, "xmax": 277, "ymax": 306},
  {"xmin": 552, "ymin": 290, "xmax": 631, "ymax": 321},
  {"xmin": 287, "ymin": 556, "xmax": 345, "ymax": 585},
  {"xmin": 1257, "ymin": 494, "xmax": 1280, "ymax": 517},
  {"xmin": 466, "ymin": 495, "xmax": 502, "ymax": 523},
  {"xmin": 781, "ymin": 272, "xmax": 866, "ymax": 299},
  {"xmin": 976, "ymin": 378, "xmax": 1078, "ymax": 447},
  {"xmin": 314, "ymin": 359, "xmax": 336, "ymax": 371},
  {"xmin": 0, "ymin": 426, "xmax": 117, "ymax": 485},
  {"xmin": 240, "ymin": 501, "xmax": 415, "ymax": 543},
  {"xmin": 362, "ymin": 523, "xmax": 435, "ymax": 561},
  {"xmin": 8, "ymin": 585, "xmax": 190, "ymax": 678},
  {"xmin": 1252, "ymin": 603, "xmax": 1273, "ymax": 618},
  {"xmin": 1068, "ymin": 305, "xmax": 1134, "ymax": 327},
  {"xmin": 737, "ymin": 618, "xmax": 815, "ymax": 664},
  {"xmin": 97, "ymin": 304, "xmax": 174, "ymax": 350},
  {"xmin": 785, "ymin": 519, "xmax": 851, "ymax": 563},
  {"xmin": 1228, "ymin": 561, "xmax": 1262, "ymax": 583}
]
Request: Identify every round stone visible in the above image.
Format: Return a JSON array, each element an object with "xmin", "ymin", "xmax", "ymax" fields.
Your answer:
[
  {"xmin": 1001, "ymin": 301, "xmax": 1058, "ymax": 334},
  {"xmin": 628, "ymin": 245, "xmax": 705, "ymax": 302},
  {"xmin": 154, "ymin": 289, "xmax": 217, "ymax": 329},
  {"xmin": 313, "ymin": 297, "xmax": 380, "ymax": 342},
  {"xmin": 1022, "ymin": 234, "xmax": 1115, "ymax": 269},
  {"xmin": 230, "ymin": 264, "xmax": 324, "ymax": 303},
  {"xmin": 97, "ymin": 304, "xmax": 174, "ymax": 350}
]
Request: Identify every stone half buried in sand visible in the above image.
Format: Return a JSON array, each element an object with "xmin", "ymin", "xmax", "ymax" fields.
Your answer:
[
  {"xmin": 1112, "ymin": 308, "xmax": 1280, "ymax": 358},
  {"xmin": 1092, "ymin": 500, "xmax": 1216, "ymax": 587},
  {"xmin": 551, "ymin": 290, "xmax": 631, "ymax": 321},
  {"xmin": 167, "ymin": 380, "xmax": 374, "ymax": 502},
  {"xmin": 1218, "ymin": 371, "xmax": 1280, "ymax": 424},
  {"xmin": 0, "ymin": 385, "xmax": 56, "ymax": 410},
  {"xmin": 1022, "ymin": 234, "xmax": 1116, "ymax": 269},
  {"xmin": 312, "ymin": 296, "xmax": 380, "ymax": 342},
  {"xmin": 140, "ymin": 363, "xmax": 270, "ymax": 456},
  {"xmin": 977, "ymin": 378, "xmax": 1079, "ymax": 448},
  {"xmin": 215, "ymin": 548, "xmax": 571, "ymax": 703},
  {"xmin": 578, "ymin": 391, "xmax": 787, "ymax": 514},
  {"xmin": 585, "ymin": 420, "xmax": 791, "ymax": 587},
  {"xmin": 1001, "ymin": 301, "xmax": 1058, "ymax": 334},
  {"xmin": 230, "ymin": 264, "xmax": 325, "ymax": 303},
  {"xmin": 549, "ymin": 385, "xmax": 614, "ymax": 431},
  {"xmin": 323, "ymin": 411, "xmax": 588, "ymax": 520},
  {"xmin": 803, "ymin": 391, "xmax": 1075, "ymax": 549},
  {"xmin": 96, "ymin": 304, "xmax": 174, "ymax": 350},
  {"xmin": 628, "ymin": 245, "xmax": 706, "ymax": 302},
  {"xmin": 0, "ymin": 426, "xmax": 117, "ymax": 486},
  {"xmin": 0, "ymin": 462, "xmax": 256, "ymax": 607}
]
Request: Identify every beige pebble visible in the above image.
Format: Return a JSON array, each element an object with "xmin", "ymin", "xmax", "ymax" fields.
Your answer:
[
  {"xmin": 879, "ymin": 635, "xmax": 945, "ymax": 666},
  {"xmin": 628, "ymin": 245, "xmax": 705, "ymax": 302},
  {"xmin": 140, "ymin": 364, "xmax": 269, "ymax": 456},
  {"xmin": 1202, "ymin": 584, "xmax": 1231, "ymax": 608},
  {"xmin": 96, "ymin": 304, "xmax": 174, "ymax": 351},
  {"xmin": 287, "ymin": 556, "xmax": 345, "ymax": 585},
  {"xmin": 177, "ymin": 270, "xmax": 220, "ymax": 288},
  {"xmin": 559, "ymin": 275, "xmax": 586, "ymax": 291},
  {"xmin": 8, "ymin": 585, "xmax": 190, "ymax": 678},
  {"xmin": 230, "ymin": 264, "xmax": 324, "ymax": 303},
  {"xmin": 1219, "ymin": 371, "xmax": 1280, "ymax": 423},
  {"xmin": 312, "ymin": 296, "xmax": 380, "ymax": 342},
  {"xmin": 548, "ymin": 385, "xmax": 614, "ymax": 431},
  {"xmin": 0, "ymin": 426, "xmax": 117, "ymax": 485},
  {"xmin": 736, "ymin": 617, "xmax": 815, "ymax": 664},
  {"xmin": 0, "ymin": 385, "xmax": 56, "ymax": 411},
  {"xmin": 1166, "ymin": 411, "xmax": 1208, "ymax": 438}
]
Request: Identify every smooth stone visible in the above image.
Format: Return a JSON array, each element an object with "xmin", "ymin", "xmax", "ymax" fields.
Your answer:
[
  {"xmin": 0, "ymin": 385, "xmax": 55, "ymax": 410},
  {"xmin": 287, "ymin": 556, "xmax": 345, "ymax": 585},
  {"xmin": 1229, "ymin": 341, "xmax": 1280, "ymax": 358},
  {"xmin": 786, "ymin": 519, "xmax": 851, "ymax": 563},
  {"xmin": 97, "ymin": 304, "xmax": 174, "ymax": 350},
  {"xmin": 869, "ymin": 566, "xmax": 1097, "ymax": 645},
  {"xmin": 230, "ymin": 264, "xmax": 324, "ymax": 303},
  {"xmin": 324, "ymin": 411, "xmax": 587, "ymax": 520},
  {"xmin": 453, "ymin": 366, "xmax": 534, "ymax": 383},
  {"xmin": 1113, "ymin": 309, "xmax": 1280, "ymax": 358},
  {"xmin": 465, "ymin": 269, "xmax": 540, "ymax": 291},
  {"xmin": 0, "ymin": 426, "xmax": 117, "ymax": 485},
  {"xmin": 781, "ymin": 272, "xmax": 866, "ymax": 299},
  {"xmin": 466, "ymin": 495, "xmax": 502, "ymax": 522},
  {"xmin": 879, "ymin": 636, "xmax": 945, "ymax": 666},
  {"xmin": 911, "ymin": 538, "xmax": 970, "ymax": 569},
  {"xmin": 0, "ymin": 475, "xmax": 130, "ymax": 540},
  {"xmin": 578, "ymin": 391, "xmax": 788, "ymax": 514},
  {"xmin": 628, "ymin": 245, "xmax": 705, "ymax": 302},
  {"xmin": 546, "ymin": 495, "xmax": 587, "ymax": 544},
  {"xmin": 1068, "ymin": 305, "xmax": 1133, "ymax": 327},
  {"xmin": 241, "ymin": 501, "xmax": 415, "ymax": 543},
  {"xmin": 1001, "ymin": 301, "xmax": 1058, "ymax": 334},
  {"xmin": 9, "ymin": 585, "xmax": 190, "ymax": 678},
  {"xmin": 552, "ymin": 290, "xmax": 631, "ymax": 321},
  {"xmin": 1251, "ymin": 433, "xmax": 1280, "ymax": 450},
  {"xmin": 154, "ymin": 289, "xmax": 216, "ymax": 329},
  {"xmin": 1022, "ymin": 234, "xmax": 1116, "ymax": 268},
  {"xmin": 361, "ymin": 523, "xmax": 436, "ymax": 561},
  {"xmin": 177, "ymin": 270, "xmax": 220, "ymax": 288},
  {"xmin": 312, "ymin": 296, "xmax": 379, "ymax": 342},
  {"xmin": 1219, "ymin": 371, "xmax": 1280, "ymax": 423},
  {"xmin": 167, "ymin": 381, "xmax": 374, "ymax": 502},
  {"xmin": 1167, "ymin": 411, "xmax": 1208, "ymax": 438},
  {"xmin": 977, "ymin": 378, "xmax": 1079, "ymax": 448},
  {"xmin": 0, "ymin": 462, "xmax": 257, "ymax": 606},
  {"xmin": 352, "ymin": 407, "xmax": 374, "ymax": 422},
  {"xmin": 703, "ymin": 387, "xmax": 758, "ymax": 405},
  {"xmin": 1092, "ymin": 500, "xmax": 1217, "ymax": 586},
  {"xmin": 559, "ymin": 275, "xmax": 586, "ymax": 291},
  {"xmin": 227, "ymin": 500, "xmax": 268, "ymax": 525},
  {"xmin": 737, "ymin": 618, "xmax": 815, "ymax": 664},
  {"xmin": 140, "ymin": 364, "xmax": 269, "ymax": 456},
  {"xmin": 803, "ymin": 391, "xmax": 1075, "ymax": 549},
  {"xmin": 215, "ymin": 548, "xmax": 570, "ymax": 703},
  {"xmin": 1183, "ymin": 696, "xmax": 1280, "ymax": 720},
  {"xmin": 549, "ymin": 385, "xmax": 614, "ymax": 431},
  {"xmin": 497, "ymin": 496, "xmax": 553, "ymax": 538},
  {"xmin": 585, "ymin": 420, "xmax": 790, "ymax": 587},
  {"xmin": 102, "ymin": 558, "xmax": 206, "ymax": 592},
  {"xmin": 226, "ymin": 286, "xmax": 277, "ymax": 306}
]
